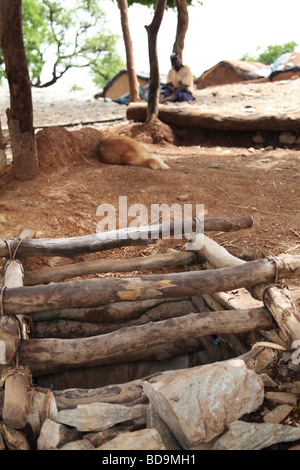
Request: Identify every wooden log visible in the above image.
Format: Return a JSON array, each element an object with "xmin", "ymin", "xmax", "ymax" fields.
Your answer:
[
  {"xmin": 19, "ymin": 306, "xmax": 272, "ymax": 376},
  {"xmin": 197, "ymin": 234, "xmax": 300, "ymax": 346},
  {"xmin": 29, "ymin": 297, "xmax": 188, "ymax": 323},
  {"xmin": 0, "ymin": 217, "xmax": 253, "ymax": 258},
  {"xmin": 0, "ymin": 260, "xmax": 25, "ymax": 365},
  {"xmin": 127, "ymin": 102, "xmax": 300, "ymax": 132},
  {"xmin": 27, "ymin": 388, "xmax": 58, "ymax": 440},
  {"xmin": 30, "ymin": 299, "xmax": 197, "ymax": 338},
  {"xmin": 191, "ymin": 295, "xmax": 224, "ymax": 361},
  {"xmin": 24, "ymin": 250, "xmax": 195, "ymax": 286},
  {"xmin": 0, "ymin": 228, "xmax": 36, "ymax": 362},
  {"xmin": 2, "ymin": 369, "xmax": 30, "ymax": 429},
  {"xmin": 2, "ymin": 254, "xmax": 300, "ymax": 315},
  {"xmin": 0, "ymin": 316, "xmax": 20, "ymax": 364},
  {"xmin": 1, "ymin": 229, "xmax": 35, "ymax": 430},
  {"xmin": 201, "ymin": 294, "xmax": 249, "ymax": 356}
]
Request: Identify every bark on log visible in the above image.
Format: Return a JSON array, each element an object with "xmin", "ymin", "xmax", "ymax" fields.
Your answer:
[
  {"xmin": 198, "ymin": 234, "xmax": 300, "ymax": 345},
  {"xmin": 0, "ymin": 217, "xmax": 253, "ymax": 259},
  {"xmin": 53, "ymin": 379, "xmax": 147, "ymax": 410},
  {"xmin": 127, "ymin": 102, "xmax": 300, "ymax": 132},
  {"xmin": 24, "ymin": 250, "xmax": 195, "ymax": 286},
  {"xmin": 19, "ymin": 307, "xmax": 272, "ymax": 376},
  {"xmin": 2, "ymin": 254, "xmax": 299, "ymax": 315},
  {"xmin": 30, "ymin": 299, "xmax": 196, "ymax": 338},
  {"xmin": 27, "ymin": 388, "xmax": 58, "ymax": 440},
  {"xmin": 2, "ymin": 370, "xmax": 29, "ymax": 429},
  {"xmin": 1, "ymin": 229, "xmax": 35, "ymax": 429},
  {"xmin": 29, "ymin": 297, "xmax": 187, "ymax": 324}
]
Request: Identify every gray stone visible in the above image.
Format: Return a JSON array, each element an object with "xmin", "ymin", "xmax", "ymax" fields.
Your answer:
[
  {"xmin": 59, "ymin": 439, "xmax": 95, "ymax": 450},
  {"xmin": 37, "ymin": 419, "xmax": 79, "ymax": 450},
  {"xmin": 143, "ymin": 363, "xmax": 264, "ymax": 448},
  {"xmin": 263, "ymin": 405, "xmax": 293, "ymax": 424},
  {"xmin": 212, "ymin": 420, "xmax": 300, "ymax": 450},
  {"xmin": 265, "ymin": 391, "xmax": 298, "ymax": 406},
  {"xmin": 96, "ymin": 428, "xmax": 166, "ymax": 450},
  {"xmin": 55, "ymin": 402, "xmax": 145, "ymax": 432}
]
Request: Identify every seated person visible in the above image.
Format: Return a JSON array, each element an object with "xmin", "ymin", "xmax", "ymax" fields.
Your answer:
[{"xmin": 161, "ymin": 52, "xmax": 195, "ymax": 103}]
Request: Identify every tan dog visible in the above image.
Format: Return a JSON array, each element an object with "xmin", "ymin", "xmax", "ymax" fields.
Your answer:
[{"xmin": 98, "ymin": 135, "xmax": 169, "ymax": 170}]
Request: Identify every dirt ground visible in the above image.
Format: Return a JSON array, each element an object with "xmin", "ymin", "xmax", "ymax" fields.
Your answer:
[{"xmin": 0, "ymin": 79, "xmax": 300, "ymax": 445}]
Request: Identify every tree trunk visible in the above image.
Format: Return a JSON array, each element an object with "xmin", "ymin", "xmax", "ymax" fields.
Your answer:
[
  {"xmin": 118, "ymin": 0, "xmax": 140, "ymax": 103},
  {"xmin": 173, "ymin": 0, "xmax": 189, "ymax": 61},
  {"xmin": 0, "ymin": 119, "xmax": 7, "ymax": 173},
  {"xmin": 145, "ymin": 0, "xmax": 167, "ymax": 123},
  {"xmin": 0, "ymin": 0, "xmax": 38, "ymax": 181}
]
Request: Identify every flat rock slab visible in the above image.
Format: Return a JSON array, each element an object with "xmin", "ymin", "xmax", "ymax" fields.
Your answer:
[
  {"xmin": 143, "ymin": 362, "xmax": 264, "ymax": 448},
  {"xmin": 55, "ymin": 402, "xmax": 145, "ymax": 432},
  {"xmin": 96, "ymin": 428, "xmax": 166, "ymax": 450},
  {"xmin": 212, "ymin": 420, "xmax": 300, "ymax": 450}
]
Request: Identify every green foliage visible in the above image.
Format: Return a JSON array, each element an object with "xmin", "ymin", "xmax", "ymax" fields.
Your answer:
[
  {"xmin": 0, "ymin": 0, "xmax": 125, "ymax": 88},
  {"xmin": 241, "ymin": 41, "xmax": 298, "ymax": 65}
]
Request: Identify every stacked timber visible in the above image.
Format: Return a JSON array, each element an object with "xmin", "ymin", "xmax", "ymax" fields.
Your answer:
[{"xmin": 0, "ymin": 216, "xmax": 299, "ymax": 450}]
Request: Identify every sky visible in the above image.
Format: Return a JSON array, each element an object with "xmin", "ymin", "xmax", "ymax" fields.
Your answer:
[{"xmin": 50, "ymin": 0, "xmax": 300, "ymax": 91}]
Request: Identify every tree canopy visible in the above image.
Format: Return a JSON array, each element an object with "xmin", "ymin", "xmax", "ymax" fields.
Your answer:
[
  {"xmin": 241, "ymin": 41, "xmax": 298, "ymax": 65},
  {"xmin": 0, "ymin": 0, "xmax": 125, "ymax": 88}
]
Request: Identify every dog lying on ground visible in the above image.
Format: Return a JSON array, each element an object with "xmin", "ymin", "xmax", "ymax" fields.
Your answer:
[{"xmin": 97, "ymin": 135, "xmax": 169, "ymax": 170}]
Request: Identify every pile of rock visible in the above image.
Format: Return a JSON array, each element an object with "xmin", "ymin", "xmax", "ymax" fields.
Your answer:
[{"xmin": 2, "ymin": 357, "xmax": 297, "ymax": 451}]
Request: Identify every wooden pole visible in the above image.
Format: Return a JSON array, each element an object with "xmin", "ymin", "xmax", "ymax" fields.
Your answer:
[
  {"xmin": 2, "ymin": 370, "xmax": 30, "ymax": 429},
  {"xmin": 29, "ymin": 297, "xmax": 188, "ymax": 323},
  {"xmin": 0, "ymin": 217, "xmax": 253, "ymax": 259},
  {"xmin": 29, "ymin": 299, "xmax": 197, "ymax": 338},
  {"xmin": 2, "ymin": 254, "xmax": 299, "ymax": 316},
  {"xmin": 24, "ymin": 250, "xmax": 195, "ymax": 286},
  {"xmin": 19, "ymin": 306, "xmax": 272, "ymax": 376}
]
